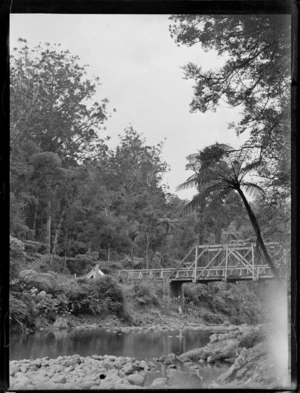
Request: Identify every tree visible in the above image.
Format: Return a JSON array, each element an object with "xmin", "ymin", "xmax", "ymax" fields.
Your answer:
[
  {"xmin": 29, "ymin": 152, "xmax": 65, "ymax": 252},
  {"xmin": 137, "ymin": 205, "xmax": 165, "ymax": 270},
  {"xmin": 105, "ymin": 127, "xmax": 168, "ymax": 196},
  {"xmin": 177, "ymin": 143, "xmax": 280, "ymax": 279},
  {"xmin": 169, "ymin": 15, "xmax": 291, "ymax": 200},
  {"xmin": 157, "ymin": 216, "xmax": 178, "ymax": 236},
  {"xmin": 127, "ymin": 223, "xmax": 140, "ymax": 267},
  {"xmin": 10, "ymin": 39, "xmax": 111, "ymax": 164},
  {"xmin": 10, "ymin": 39, "xmax": 113, "ymax": 259}
]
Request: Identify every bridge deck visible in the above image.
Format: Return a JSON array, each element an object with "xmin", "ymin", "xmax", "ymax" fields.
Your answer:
[
  {"xmin": 117, "ymin": 242, "xmax": 288, "ymax": 283},
  {"xmin": 117, "ymin": 266, "xmax": 274, "ymax": 282}
]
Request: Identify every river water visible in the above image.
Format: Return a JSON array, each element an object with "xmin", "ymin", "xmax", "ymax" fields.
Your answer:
[{"xmin": 10, "ymin": 329, "xmax": 230, "ymax": 385}]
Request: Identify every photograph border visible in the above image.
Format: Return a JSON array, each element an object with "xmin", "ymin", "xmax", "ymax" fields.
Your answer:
[{"xmin": 1, "ymin": 0, "xmax": 298, "ymax": 391}]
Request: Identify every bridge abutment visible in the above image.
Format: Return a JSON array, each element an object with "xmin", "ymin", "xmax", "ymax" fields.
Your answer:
[{"xmin": 169, "ymin": 281, "xmax": 185, "ymax": 305}]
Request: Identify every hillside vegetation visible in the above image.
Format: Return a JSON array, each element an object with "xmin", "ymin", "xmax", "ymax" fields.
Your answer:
[{"xmin": 10, "ymin": 236, "xmax": 271, "ymax": 334}]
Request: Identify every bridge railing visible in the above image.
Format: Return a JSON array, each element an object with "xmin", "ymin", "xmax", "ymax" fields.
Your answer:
[
  {"xmin": 117, "ymin": 264, "xmax": 274, "ymax": 282},
  {"xmin": 118, "ymin": 268, "xmax": 175, "ymax": 280}
]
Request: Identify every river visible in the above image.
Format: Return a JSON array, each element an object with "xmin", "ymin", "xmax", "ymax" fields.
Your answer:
[{"xmin": 10, "ymin": 328, "xmax": 230, "ymax": 386}]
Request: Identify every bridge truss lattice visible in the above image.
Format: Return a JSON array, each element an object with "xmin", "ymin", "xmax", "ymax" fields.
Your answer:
[{"xmin": 118, "ymin": 242, "xmax": 289, "ymax": 283}]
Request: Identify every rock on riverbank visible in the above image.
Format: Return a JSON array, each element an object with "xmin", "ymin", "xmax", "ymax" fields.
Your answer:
[
  {"xmin": 10, "ymin": 354, "xmax": 155, "ymax": 390},
  {"xmin": 9, "ymin": 354, "xmax": 204, "ymax": 390},
  {"xmin": 177, "ymin": 324, "xmax": 289, "ymax": 389}
]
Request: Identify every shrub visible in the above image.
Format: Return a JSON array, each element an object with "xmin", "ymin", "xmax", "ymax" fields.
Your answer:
[
  {"xmin": 10, "ymin": 292, "xmax": 37, "ymax": 333},
  {"xmin": 10, "ymin": 237, "xmax": 26, "ymax": 281},
  {"xmin": 53, "ymin": 317, "xmax": 70, "ymax": 330},
  {"xmin": 62, "ymin": 276, "xmax": 125, "ymax": 317},
  {"xmin": 202, "ymin": 312, "xmax": 225, "ymax": 325},
  {"xmin": 23, "ymin": 240, "xmax": 49, "ymax": 254},
  {"xmin": 133, "ymin": 281, "xmax": 160, "ymax": 306},
  {"xmin": 184, "ymin": 283, "xmax": 210, "ymax": 304},
  {"xmin": 19, "ymin": 269, "xmax": 58, "ymax": 293},
  {"xmin": 97, "ymin": 277, "xmax": 124, "ymax": 315},
  {"xmin": 66, "ymin": 253, "xmax": 96, "ymax": 276},
  {"xmin": 35, "ymin": 292, "xmax": 61, "ymax": 316},
  {"xmin": 10, "ymin": 236, "xmax": 25, "ymax": 259}
]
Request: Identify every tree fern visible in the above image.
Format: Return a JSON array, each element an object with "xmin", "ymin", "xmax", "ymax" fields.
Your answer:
[{"xmin": 177, "ymin": 143, "xmax": 280, "ymax": 279}]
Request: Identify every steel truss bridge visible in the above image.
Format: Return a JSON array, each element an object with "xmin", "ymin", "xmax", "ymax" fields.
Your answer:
[{"xmin": 117, "ymin": 242, "xmax": 289, "ymax": 284}]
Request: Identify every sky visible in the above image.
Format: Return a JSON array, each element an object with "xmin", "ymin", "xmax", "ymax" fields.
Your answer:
[{"xmin": 10, "ymin": 14, "xmax": 249, "ymax": 200}]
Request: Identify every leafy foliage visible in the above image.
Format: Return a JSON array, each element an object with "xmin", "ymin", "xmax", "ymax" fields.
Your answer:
[
  {"xmin": 133, "ymin": 281, "xmax": 160, "ymax": 306},
  {"xmin": 184, "ymin": 282, "xmax": 264, "ymax": 324},
  {"xmin": 10, "ymin": 236, "xmax": 26, "ymax": 281},
  {"xmin": 19, "ymin": 269, "xmax": 58, "ymax": 293},
  {"xmin": 10, "ymin": 292, "xmax": 37, "ymax": 333},
  {"xmin": 63, "ymin": 276, "xmax": 125, "ymax": 316},
  {"xmin": 169, "ymin": 14, "xmax": 291, "ymax": 204},
  {"xmin": 177, "ymin": 143, "xmax": 281, "ymax": 278}
]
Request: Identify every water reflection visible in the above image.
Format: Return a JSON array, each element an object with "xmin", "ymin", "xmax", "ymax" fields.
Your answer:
[{"xmin": 10, "ymin": 328, "xmax": 212, "ymax": 361}]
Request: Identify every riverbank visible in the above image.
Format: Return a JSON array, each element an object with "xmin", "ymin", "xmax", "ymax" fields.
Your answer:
[
  {"xmin": 176, "ymin": 323, "xmax": 290, "ymax": 389},
  {"xmin": 30, "ymin": 309, "xmax": 240, "ymax": 336}
]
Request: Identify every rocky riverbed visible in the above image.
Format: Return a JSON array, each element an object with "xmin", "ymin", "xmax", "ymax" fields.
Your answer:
[
  {"xmin": 9, "ymin": 353, "xmax": 205, "ymax": 390},
  {"xmin": 10, "ymin": 323, "xmax": 288, "ymax": 390}
]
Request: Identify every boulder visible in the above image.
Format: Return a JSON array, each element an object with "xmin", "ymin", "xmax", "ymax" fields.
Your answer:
[
  {"xmin": 207, "ymin": 356, "xmax": 215, "ymax": 363},
  {"xmin": 217, "ymin": 341, "xmax": 282, "ymax": 388},
  {"xmin": 167, "ymin": 370, "xmax": 189, "ymax": 386},
  {"xmin": 187, "ymin": 372, "xmax": 203, "ymax": 388},
  {"xmin": 123, "ymin": 363, "xmax": 134, "ymax": 375},
  {"xmin": 32, "ymin": 358, "xmax": 42, "ymax": 367},
  {"xmin": 179, "ymin": 338, "xmax": 239, "ymax": 362},
  {"xmin": 207, "ymin": 382, "xmax": 222, "ymax": 388},
  {"xmin": 81, "ymin": 380, "xmax": 98, "ymax": 389},
  {"xmin": 127, "ymin": 373, "xmax": 145, "ymax": 386},
  {"xmin": 52, "ymin": 375, "xmax": 67, "ymax": 384},
  {"xmin": 36, "ymin": 290, "xmax": 47, "ymax": 300},
  {"xmin": 151, "ymin": 377, "xmax": 168, "ymax": 387}
]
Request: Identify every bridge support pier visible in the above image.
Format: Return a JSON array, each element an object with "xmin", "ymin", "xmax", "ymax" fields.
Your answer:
[{"xmin": 169, "ymin": 281, "xmax": 185, "ymax": 306}]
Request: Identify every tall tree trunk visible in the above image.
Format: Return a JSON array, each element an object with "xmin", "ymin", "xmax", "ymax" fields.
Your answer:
[
  {"xmin": 50, "ymin": 211, "xmax": 65, "ymax": 264},
  {"xmin": 236, "ymin": 187, "xmax": 280, "ymax": 280},
  {"xmin": 63, "ymin": 229, "xmax": 68, "ymax": 269},
  {"xmin": 131, "ymin": 243, "xmax": 134, "ymax": 268},
  {"xmin": 45, "ymin": 199, "xmax": 52, "ymax": 253},
  {"xmin": 145, "ymin": 235, "xmax": 150, "ymax": 270},
  {"xmin": 32, "ymin": 196, "xmax": 39, "ymax": 240},
  {"xmin": 107, "ymin": 242, "xmax": 111, "ymax": 262}
]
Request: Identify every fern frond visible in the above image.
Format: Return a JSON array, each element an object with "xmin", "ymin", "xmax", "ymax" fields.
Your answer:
[
  {"xmin": 208, "ymin": 187, "xmax": 232, "ymax": 211},
  {"xmin": 176, "ymin": 174, "xmax": 198, "ymax": 191},
  {"xmin": 181, "ymin": 182, "xmax": 224, "ymax": 214},
  {"xmin": 242, "ymin": 182, "xmax": 265, "ymax": 197}
]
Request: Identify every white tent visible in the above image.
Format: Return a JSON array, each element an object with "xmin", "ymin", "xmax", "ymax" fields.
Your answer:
[{"xmin": 85, "ymin": 264, "xmax": 105, "ymax": 279}]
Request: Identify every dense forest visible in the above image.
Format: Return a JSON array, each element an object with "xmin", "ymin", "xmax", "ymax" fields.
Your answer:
[{"xmin": 10, "ymin": 16, "xmax": 290, "ymax": 274}]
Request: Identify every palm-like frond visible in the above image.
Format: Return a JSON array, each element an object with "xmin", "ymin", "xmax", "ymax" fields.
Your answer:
[
  {"xmin": 208, "ymin": 187, "xmax": 232, "ymax": 211},
  {"xmin": 176, "ymin": 174, "xmax": 198, "ymax": 191},
  {"xmin": 182, "ymin": 182, "xmax": 224, "ymax": 214},
  {"xmin": 239, "ymin": 160, "xmax": 262, "ymax": 181},
  {"xmin": 241, "ymin": 182, "xmax": 265, "ymax": 197},
  {"xmin": 176, "ymin": 169, "xmax": 214, "ymax": 191}
]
